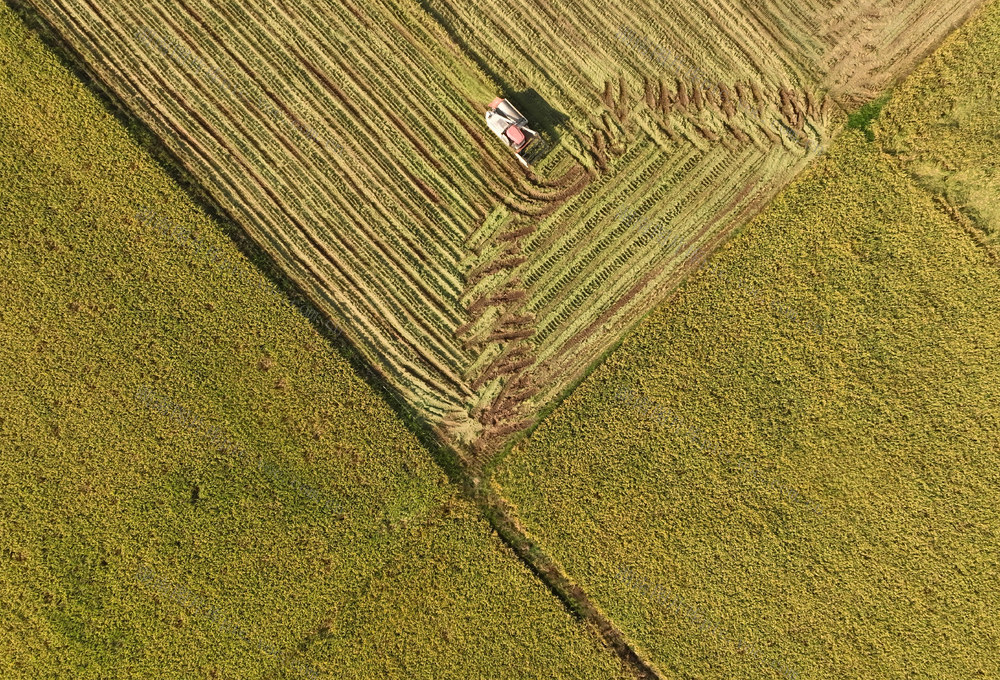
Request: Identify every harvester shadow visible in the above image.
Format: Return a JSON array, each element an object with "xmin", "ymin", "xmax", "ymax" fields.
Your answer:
[
  {"xmin": 510, "ymin": 88, "xmax": 569, "ymax": 139},
  {"xmin": 509, "ymin": 89, "xmax": 568, "ymax": 166}
]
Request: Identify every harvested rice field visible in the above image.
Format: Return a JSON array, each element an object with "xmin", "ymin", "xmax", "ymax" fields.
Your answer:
[
  {"xmin": 0, "ymin": 10, "xmax": 630, "ymax": 677},
  {"xmin": 10, "ymin": 0, "xmax": 987, "ymax": 458},
  {"xmin": 4, "ymin": 0, "xmax": 999, "ymax": 677}
]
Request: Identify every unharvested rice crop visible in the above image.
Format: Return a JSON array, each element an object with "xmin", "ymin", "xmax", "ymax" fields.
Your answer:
[
  {"xmin": 12, "ymin": 0, "xmax": 987, "ymax": 462},
  {"xmin": 0, "ymin": 9, "xmax": 630, "ymax": 677},
  {"xmin": 491, "ymin": 5, "xmax": 1000, "ymax": 672},
  {"xmin": 878, "ymin": 0, "xmax": 1000, "ymax": 259}
]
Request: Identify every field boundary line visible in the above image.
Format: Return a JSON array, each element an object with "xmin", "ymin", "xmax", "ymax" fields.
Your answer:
[{"xmin": 475, "ymin": 476, "xmax": 665, "ymax": 680}]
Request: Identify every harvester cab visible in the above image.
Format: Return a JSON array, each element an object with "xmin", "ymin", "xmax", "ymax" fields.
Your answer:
[{"xmin": 485, "ymin": 97, "xmax": 540, "ymax": 166}]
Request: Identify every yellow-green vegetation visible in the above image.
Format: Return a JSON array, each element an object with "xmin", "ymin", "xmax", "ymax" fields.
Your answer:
[
  {"xmin": 0, "ymin": 9, "xmax": 630, "ymax": 679},
  {"xmin": 493, "ymin": 7, "xmax": 1000, "ymax": 676},
  {"xmin": 14, "ymin": 0, "xmax": 981, "ymax": 456},
  {"xmin": 879, "ymin": 0, "xmax": 1000, "ymax": 255}
]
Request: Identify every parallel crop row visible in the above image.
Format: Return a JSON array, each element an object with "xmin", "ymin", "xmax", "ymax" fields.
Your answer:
[
  {"xmin": 24, "ymin": 0, "xmax": 983, "ymax": 456},
  {"xmin": 27, "ymin": 0, "xmax": 521, "ymax": 429}
]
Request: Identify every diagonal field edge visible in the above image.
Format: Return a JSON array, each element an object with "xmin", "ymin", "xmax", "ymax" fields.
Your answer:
[
  {"xmin": 6, "ymin": 1, "xmax": 988, "ymax": 678},
  {"xmin": 0, "ymin": 7, "xmax": 664, "ymax": 675}
]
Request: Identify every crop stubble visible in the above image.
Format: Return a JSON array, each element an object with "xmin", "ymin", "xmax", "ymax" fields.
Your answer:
[{"xmin": 19, "ymin": 0, "xmax": 987, "ymax": 459}]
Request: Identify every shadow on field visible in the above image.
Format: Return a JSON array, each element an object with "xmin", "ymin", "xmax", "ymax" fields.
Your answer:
[{"xmin": 510, "ymin": 88, "xmax": 569, "ymax": 138}]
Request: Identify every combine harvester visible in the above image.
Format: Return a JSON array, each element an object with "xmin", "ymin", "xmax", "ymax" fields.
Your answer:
[{"xmin": 485, "ymin": 97, "xmax": 540, "ymax": 166}]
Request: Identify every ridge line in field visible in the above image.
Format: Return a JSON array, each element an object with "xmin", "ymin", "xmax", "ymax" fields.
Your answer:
[
  {"xmin": 473, "ymin": 474, "xmax": 665, "ymax": 679},
  {"xmin": 2, "ymin": 11, "xmax": 664, "ymax": 671},
  {"xmin": 880, "ymin": 144, "xmax": 1000, "ymax": 267}
]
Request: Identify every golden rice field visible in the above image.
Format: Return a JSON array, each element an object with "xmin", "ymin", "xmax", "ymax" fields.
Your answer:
[
  {"xmin": 5, "ymin": 0, "xmax": 1000, "ymax": 677},
  {"xmin": 13, "ymin": 0, "xmax": 986, "ymax": 460},
  {"xmin": 0, "ymin": 8, "xmax": 630, "ymax": 676},
  {"xmin": 878, "ymin": 1, "xmax": 1000, "ymax": 260},
  {"xmin": 490, "ymin": 3, "xmax": 1000, "ymax": 674}
]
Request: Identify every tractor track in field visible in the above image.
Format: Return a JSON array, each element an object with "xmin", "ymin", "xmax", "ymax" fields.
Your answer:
[{"xmin": 473, "ymin": 478, "xmax": 665, "ymax": 680}]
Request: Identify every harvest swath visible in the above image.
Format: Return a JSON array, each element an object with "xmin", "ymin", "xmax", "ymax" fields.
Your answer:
[
  {"xmin": 0, "ymin": 7, "xmax": 636, "ymax": 674},
  {"xmin": 20, "ymin": 0, "xmax": 986, "ymax": 459}
]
